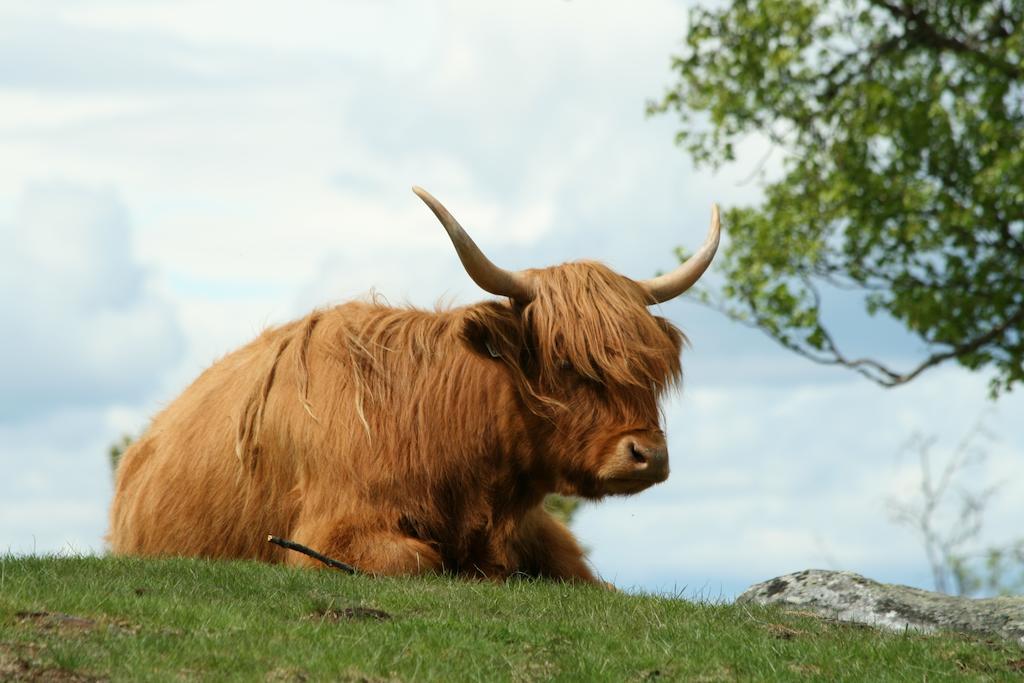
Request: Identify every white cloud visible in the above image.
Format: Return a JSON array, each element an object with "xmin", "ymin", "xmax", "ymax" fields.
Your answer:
[
  {"xmin": 0, "ymin": 182, "xmax": 184, "ymax": 420},
  {"xmin": 62, "ymin": 1, "xmax": 439, "ymax": 71}
]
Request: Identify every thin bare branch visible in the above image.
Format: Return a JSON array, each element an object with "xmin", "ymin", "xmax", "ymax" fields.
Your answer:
[
  {"xmin": 690, "ymin": 285, "xmax": 1024, "ymax": 389},
  {"xmin": 267, "ymin": 535, "xmax": 358, "ymax": 574}
]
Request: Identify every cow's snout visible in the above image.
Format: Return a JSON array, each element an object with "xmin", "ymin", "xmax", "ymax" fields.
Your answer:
[
  {"xmin": 599, "ymin": 433, "xmax": 670, "ymax": 494},
  {"xmin": 628, "ymin": 440, "xmax": 668, "ymax": 476},
  {"xmin": 627, "ymin": 438, "xmax": 669, "ymax": 481}
]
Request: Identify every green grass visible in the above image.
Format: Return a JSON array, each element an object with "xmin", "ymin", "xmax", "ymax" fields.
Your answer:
[{"xmin": 0, "ymin": 556, "xmax": 1021, "ymax": 681}]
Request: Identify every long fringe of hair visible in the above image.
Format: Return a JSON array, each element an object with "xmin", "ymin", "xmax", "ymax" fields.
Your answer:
[{"xmin": 234, "ymin": 262, "xmax": 684, "ymax": 472}]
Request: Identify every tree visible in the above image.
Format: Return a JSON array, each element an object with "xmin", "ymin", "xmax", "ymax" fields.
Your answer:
[
  {"xmin": 544, "ymin": 495, "xmax": 582, "ymax": 526},
  {"xmin": 108, "ymin": 434, "xmax": 133, "ymax": 475},
  {"xmin": 887, "ymin": 419, "xmax": 1024, "ymax": 596},
  {"xmin": 650, "ymin": 0, "xmax": 1024, "ymax": 395}
]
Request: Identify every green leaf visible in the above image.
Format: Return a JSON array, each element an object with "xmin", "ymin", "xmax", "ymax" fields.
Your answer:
[{"xmin": 652, "ymin": 0, "xmax": 1024, "ymax": 394}]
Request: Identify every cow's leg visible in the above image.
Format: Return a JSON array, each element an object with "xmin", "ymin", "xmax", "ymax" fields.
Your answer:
[
  {"xmin": 509, "ymin": 507, "xmax": 599, "ymax": 584},
  {"xmin": 282, "ymin": 519, "xmax": 442, "ymax": 576}
]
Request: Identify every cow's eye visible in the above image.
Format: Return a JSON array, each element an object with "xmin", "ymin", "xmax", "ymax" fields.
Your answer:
[{"xmin": 558, "ymin": 359, "xmax": 573, "ymax": 371}]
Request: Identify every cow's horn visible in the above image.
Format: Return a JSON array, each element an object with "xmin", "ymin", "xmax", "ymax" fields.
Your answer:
[
  {"xmin": 639, "ymin": 204, "xmax": 721, "ymax": 304},
  {"xmin": 413, "ymin": 186, "xmax": 535, "ymax": 302}
]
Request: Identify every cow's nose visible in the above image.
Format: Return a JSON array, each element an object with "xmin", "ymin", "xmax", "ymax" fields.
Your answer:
[{"xmin": 629, "ymin": 440, "xmax": 669, "ymax": 480}]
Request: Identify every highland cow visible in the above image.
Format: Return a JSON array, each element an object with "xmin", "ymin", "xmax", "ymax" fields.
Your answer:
[{"xmin": 108, "ymin": 187, "xmax": 720, "ymax": 584}]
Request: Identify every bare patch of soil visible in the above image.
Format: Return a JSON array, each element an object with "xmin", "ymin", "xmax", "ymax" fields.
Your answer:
[
  {"xmin": 265, "ymin": 667, "xmax": 310, "ymax": 682},
  {"xmin": 0, "ymin": 642, "xmax": 104, "ymax": 682},
  {"xmin": 14, "ymin": 611, "xmax": 140, "ymax": 637},
  {"xmin": 765, "ymin": 623, "xmax": 805, "ymax": 640},
  {"xmin": 15, "ymin": 613, "xmax": 95, "ymax": 632}
]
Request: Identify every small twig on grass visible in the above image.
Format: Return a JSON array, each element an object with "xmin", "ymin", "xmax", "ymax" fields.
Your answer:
[{"xmin": 266, "ymin": 535, "xmax": 358, "ymax": 574}]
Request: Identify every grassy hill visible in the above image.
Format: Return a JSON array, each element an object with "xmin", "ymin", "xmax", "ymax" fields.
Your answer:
[{"xmin": 0, "ymin": 556, "xmax": 1021, "ymax": 681}]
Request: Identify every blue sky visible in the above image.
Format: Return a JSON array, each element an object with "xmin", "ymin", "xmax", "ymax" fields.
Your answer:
[{"xmin": 1, "ymin": 1, "xmax": 1021, "ymax": 598}]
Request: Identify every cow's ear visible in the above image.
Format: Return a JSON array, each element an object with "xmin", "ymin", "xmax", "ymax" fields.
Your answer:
[{"xmin": 461, "ymin": 302, "xmax": 522, "ymax": 361}]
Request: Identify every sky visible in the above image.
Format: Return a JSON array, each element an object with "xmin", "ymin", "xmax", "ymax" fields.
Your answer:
[{"xmin": 1, "ymin": 1, "xmax": 1021, "ymax": 598}]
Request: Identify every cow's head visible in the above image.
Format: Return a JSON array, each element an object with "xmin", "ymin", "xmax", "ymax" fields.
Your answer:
[{"xmin": 414, "ymin": 187, "xmax": 720, "ymax": 500}]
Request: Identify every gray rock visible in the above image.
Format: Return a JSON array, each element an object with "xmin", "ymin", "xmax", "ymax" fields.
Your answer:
[{"xmin": 738, "ymin": 569, "xmax": 1024, "ymax": 646}]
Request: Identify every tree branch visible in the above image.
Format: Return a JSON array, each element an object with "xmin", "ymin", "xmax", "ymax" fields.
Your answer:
[
  {"xmin": 867, "ymin": 0, "xmax": 1022, "ymax": 77},
  {"xmin": 695, "ymin": 284, "xmax": 1024, "ymax": 389},
  {"xmin": 821, "ymin": 35, "xmax": 904, "ymax": 101},
  {"xmin": 882, "ymin": 306, "xmax": 1024, "ymax": 386},
  {"xmin": 267, "ymin": 535, "xmax": 358, "ymax": 574}
]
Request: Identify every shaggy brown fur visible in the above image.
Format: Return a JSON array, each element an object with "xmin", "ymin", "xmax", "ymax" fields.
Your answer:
[{"xmin": 108, "ymin": 261, "xmax": 686, "ymax": 582}]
